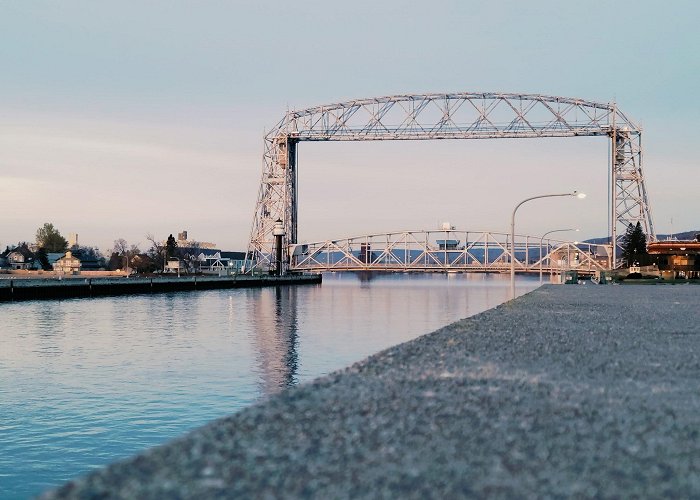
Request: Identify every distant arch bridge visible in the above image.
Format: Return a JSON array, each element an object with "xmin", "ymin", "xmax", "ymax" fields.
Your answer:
[
  {"xmin": 246, "ymin": 92, "xmax": 653, "ymax": 272},
  {"xmin": 289, "ymin": 229, "xmax": 611, "ymax": 276}
]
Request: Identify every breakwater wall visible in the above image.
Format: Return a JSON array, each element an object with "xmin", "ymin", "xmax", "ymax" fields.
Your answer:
[
  {"xmin": 0, "ymin": 274, "xmax": 321, "ymax": 302},
  {"xmin": 42, "ymin": 285, "xmax": 700, "ymax": 498}
]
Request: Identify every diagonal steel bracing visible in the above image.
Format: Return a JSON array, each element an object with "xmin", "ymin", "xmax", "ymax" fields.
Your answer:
[
  {"xmin": 287, "ymin": 230, "xmax": 611, "ymax": 275},
  {"xmin": 246, "ymin": 93, "xmax": 654, "ymax": 272}
]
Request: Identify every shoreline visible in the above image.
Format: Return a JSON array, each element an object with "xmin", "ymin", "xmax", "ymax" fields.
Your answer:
[{"xmin": 0, "ymin": 274, "xmax": 322, "ymax": 302}]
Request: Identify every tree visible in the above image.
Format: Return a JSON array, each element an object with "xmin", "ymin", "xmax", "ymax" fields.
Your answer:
[
  {"xmin": 166, "ymin": 234, "xmax": 177, "ymax": 259},
  {"xmin": 130, "ymin": 253, "xmax": 156, "ymax": 274},
  {"xmin": 146, "ymin": 233, "xmax": 166, "ymax": 271},
  {"xmin": 35, "ymin": 223, "xmax": 68, "ymax": 253},
  {"xmin": 113, "ymin": 238, "xmax": 129, "ymax": 256},
  {"xmin": 620, "ymin": 222, "xmax": 648, "ymax": 266},
  {"xmin": 72, "ymin": 246, "xmax": 106, "ymax": 269},
  {"xmin": 111, "ymin": 239, "xmax": 140, "ymax": 271},
  {"xmin": 73, "ymin": 246, "xmax": 104, "ymax": 262},
  {"xmin": 178, "ymin": 240, "xmax": 202, "ymax": 272},
  {"xmin": 107, "ymin": 252, "xmax": 123, "ymax": 271},
  {"xmin": 36, "ymin": 247, "xmax": 51, "ymax": 270}
]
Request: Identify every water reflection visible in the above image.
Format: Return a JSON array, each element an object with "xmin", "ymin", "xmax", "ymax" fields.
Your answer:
[
  {"xmin": 249, "ymin": 286, "xmax": 300, "ymax": 395},
  {"xmin": 0, "ymin": 273, "xmax": 537, "ymax": 498},
  {"xmin": 277, "ymin": 287, "xmax": 299, "ymax": 389},
  {"xmin": 35, "ymin": 302, "xmax": 66, "ymax": 358},
  {"xmin": 356, "ymin": 270, "xmax": 377, "ymax": 287}
]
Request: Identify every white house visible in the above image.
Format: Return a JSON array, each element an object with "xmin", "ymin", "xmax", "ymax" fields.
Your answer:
[{"xmin": 53, "ymin": 251, "xmax": 81, "ymax": 274}]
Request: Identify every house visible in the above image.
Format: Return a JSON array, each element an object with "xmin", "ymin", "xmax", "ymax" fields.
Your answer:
[
  {"xmin": 647, "ymin": 236, "xmax": 700, "ymax": 279},
  {"xmin": 165, "ymin": 258, "xmax": 186, "ymax": 273},
  {"xmin": 53, "ymin": 251, "xmax": 81, "ymax": 274},
  {"xmin": 174, "ymin": 247, "xmax": 247, "ymax": 273},
  {"xmin": 6, "ymin": 247, "xmax": 37, "ymax": 270},
  {"xmin": 47, "ymin": 253, "xmax": 64, "ymax": 268},
  {"xmin": 195, "ymin": 250, "xmax": 227, "ymax": 272},
  {"xmin": 70, "ymin": 248, "xmax": 104, "ymax": 270},
  {"xmin": 186, "ymin": 250, "xmax": 244, "ymax": 273}
]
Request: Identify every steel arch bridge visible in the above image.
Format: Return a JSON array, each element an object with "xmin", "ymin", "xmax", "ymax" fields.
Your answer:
[
  {"xmin": 246, "ymin": 92, "xmax": 654, "ymax": 272},
  {"xmin": 289, "ymin": 229, "xmax": 610, "ymax": 276}
]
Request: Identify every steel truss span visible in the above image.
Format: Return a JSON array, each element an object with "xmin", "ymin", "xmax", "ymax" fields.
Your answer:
[
  {"xmin": 289, "ymin": 230, "xmax": 611, "ymax": 276},
  {"xmin": 246, "ymin": 92, "xmax": 654, "ymax": 271}
]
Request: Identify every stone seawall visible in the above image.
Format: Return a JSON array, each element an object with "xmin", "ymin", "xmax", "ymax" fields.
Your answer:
[
  {"xmin": 43, "ymin": 285, "xmax": 700, "ymax": 498},
  {"xmin": 0, "ymin": 274, "xmax": 321, "ymax": 302}
]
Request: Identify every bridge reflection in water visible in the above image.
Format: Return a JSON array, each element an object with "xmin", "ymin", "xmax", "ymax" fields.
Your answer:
[
  {"xmin": 249, "ymin": 286, "xmax": 300, "ymax": 395},
  {"xmin": 290, "ymin": 229, "xmax": 611, "ymax": 276}
]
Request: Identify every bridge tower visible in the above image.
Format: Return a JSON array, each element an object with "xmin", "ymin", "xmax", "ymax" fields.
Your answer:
[
  {"xmin": 610, "ymin": 111, "xmax": 654, "ymax": 250},
  {"xmin": 246, "ymin": 93, "xmax": 655, "ymax": 271},
  {"xmin": 247, "ymin": 130, "xmax": 297, "ymax": 274}
]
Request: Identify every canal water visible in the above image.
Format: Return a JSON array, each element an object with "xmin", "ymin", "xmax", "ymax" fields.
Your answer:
[{"xmin": 0, "ymin": 273, "xmax": 538, "ymax": 498}]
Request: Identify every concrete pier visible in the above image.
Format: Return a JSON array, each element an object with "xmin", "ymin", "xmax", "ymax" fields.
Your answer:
[
  {"xmin": 0, "ymin": 274, "xmax": 321, "ymax": 302},
  {"xmin": 43, "ymin": 285, "xmax": 700, "ymax": 498}
]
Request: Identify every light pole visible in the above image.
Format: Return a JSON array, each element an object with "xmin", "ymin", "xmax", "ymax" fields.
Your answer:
[
  {"xmin": 539, "ymin": 228, "xmax": 579, "ymax": 283},
  {"xmin": 510, "ymin": 191, "xmax": 586, "ymax": 298}
]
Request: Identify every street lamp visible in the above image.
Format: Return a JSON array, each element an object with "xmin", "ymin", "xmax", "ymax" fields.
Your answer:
[
  {"xmin": 539, "ymin": 228, "xmax": 579, "ymax": 283},
  {"xmin": 510, "ymin": 191, "xmax": 586, "ymax": 298}
]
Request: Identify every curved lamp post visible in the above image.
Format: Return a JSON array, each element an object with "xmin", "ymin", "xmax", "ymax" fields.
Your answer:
[
  {"xmin": 510, "ymin": 191, "xmax": 586, "ymax": 298},
  {"xmin": 539, "ymin": 228, "xmax": 579, "ymax": 283}
]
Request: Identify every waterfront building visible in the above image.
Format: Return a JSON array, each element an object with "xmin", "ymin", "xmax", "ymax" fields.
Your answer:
[
  {"xmin": 165, "ymin": 258, "xmax": 185, "ymax": 273},
  {"xmin": 195, "ymin": 250, "xmax": 246, "ymax": 273},
  {"xmin": 6, "ymin": 247, "xmax": 37, "ymax": 270},
  {"xmin": 174, "ymin": 230, "xmax": 217, "ymax": 250},
  {"xmin": 47, "ymin": 253, "xmax": 64, "ymax": 267},
  {"xmin": 647, "ymin": 235, "xmax": 700, "ymax": 278},
  {"xmin": 53, "ymin": 251, "xmax": 82, "ymax": 274}
]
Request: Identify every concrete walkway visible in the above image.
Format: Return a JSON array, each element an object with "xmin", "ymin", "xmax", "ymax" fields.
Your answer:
[{"xmin": 43, "ymin": 285, "xmax": 700, "ymax": 498}]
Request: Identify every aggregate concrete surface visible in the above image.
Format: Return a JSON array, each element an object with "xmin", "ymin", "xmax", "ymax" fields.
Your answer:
[{"xmin": 43, "ymin": 285, "xmax": 700, "ymax": 499}]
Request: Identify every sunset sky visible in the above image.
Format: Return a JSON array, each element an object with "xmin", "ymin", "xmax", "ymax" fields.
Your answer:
[{"xmin": 1, "ymin": 1, "xmax": 698, "ymax": 253}]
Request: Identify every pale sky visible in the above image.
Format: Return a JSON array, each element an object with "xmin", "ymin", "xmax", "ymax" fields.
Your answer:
[{"xmin": 1, "ymin": 1, "xmax": 698, "ymax": 253}]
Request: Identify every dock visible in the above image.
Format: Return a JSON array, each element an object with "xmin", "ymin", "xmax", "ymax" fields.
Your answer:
[{"xmin": 0, "ymin": 274, "xmax": 321, "ymax": 302}]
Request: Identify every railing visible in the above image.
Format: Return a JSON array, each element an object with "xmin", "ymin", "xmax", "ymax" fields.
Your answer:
[{"xmin": 289, "ymin": 230, "xmax": 611, "ymax": 275}]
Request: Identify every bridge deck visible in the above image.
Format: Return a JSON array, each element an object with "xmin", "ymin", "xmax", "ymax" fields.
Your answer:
[{"xmin": 288, "ymin": 230, "xmax": 610, "ymax": 276}]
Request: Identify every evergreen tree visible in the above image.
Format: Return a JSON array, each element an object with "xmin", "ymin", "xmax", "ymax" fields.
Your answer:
[
  {"xmin": 35, "ymin": 223, "xmax": 68, "ymax": 253},
  {"xmin": 166, "ymin": 234, "xmax": 178, "ymax": 259},
  {"xmin": 36, "ymin": 247, "xmax": 51, "ymax": 270},
  {"xmin": 107, "ymin": 252, "xmax": 123, "ymax": 271},
  {"xmin": 620, "ymin": 223, "xmax": 635, "ymax": 265},
  {"xmin": 620, "ymin": 222, "xmax": 648, "ymax": 266}
]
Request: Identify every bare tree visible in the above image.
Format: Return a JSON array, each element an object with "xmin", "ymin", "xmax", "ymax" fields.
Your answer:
[
  {"xmin": 110, "ymin": 239, "xmax": 141, "ymax": 271},
  {"xmin": 113, "ymin": 239, "xmax": 129, "ymax": 256},
  {"xmin": 178, "ymin": 240, "xmax": 203, "ymax": 272},
  {"xmin": 146, "ymin": 233, "xmax": 166, "ymax": 271}
]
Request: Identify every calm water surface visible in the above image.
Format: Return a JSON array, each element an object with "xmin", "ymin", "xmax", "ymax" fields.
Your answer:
[{"xmin": 0, "ymin": 273, "xmax": 537, "ymax": 498}]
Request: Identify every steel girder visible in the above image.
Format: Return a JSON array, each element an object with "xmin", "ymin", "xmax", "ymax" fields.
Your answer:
[
  {"xmin": 611, "ymin": 122, "xmax": 654, "ymax": 254},
  {"xmin": 288, "ymin": 230, "xmax": 611, "ymax": 275},
  {"xmin": 246, "ymin": 93, "xmax": 654, "ymax": 271}
]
